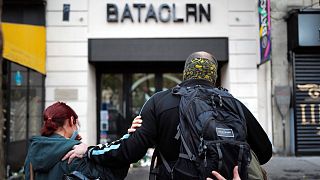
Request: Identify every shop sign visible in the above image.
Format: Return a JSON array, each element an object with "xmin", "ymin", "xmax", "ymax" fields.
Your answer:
[
  {"xmin": 297, "ymin": 84, "xmax": 320, "ymax": 125},
  {"xmin": 106, "ymin": 3, "xmax": 211, "ymax": 23},
  {"xmin": 258, "ymin": 0, "xmax": 271, "ymax": 64}
]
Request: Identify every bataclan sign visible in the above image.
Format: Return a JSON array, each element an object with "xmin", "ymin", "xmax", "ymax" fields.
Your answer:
[{"xmin": 106, "ymin": 3, "xmax": 211, "ymax": 23}]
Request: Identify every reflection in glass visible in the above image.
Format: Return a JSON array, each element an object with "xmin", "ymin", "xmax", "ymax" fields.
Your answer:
[
  {"xmin": 130, "ymin": 73, "xmax": 182, "ymax": 118},
  {"xmin": 131, "ymin": 73, "xmax": 155, "ymax": 117},
  {"xmin": 100, "ymin": 74, "xmax": 125, "ymax": 144},
  {"xmin": 28, "ymin": 70, "xmax": 43, "ymax": 137},
  {"xmin": 163, "ymin": 73, "xmax": 182, "ymax": 90},
  {"xmin": 99, "ymin": 73, "xmax": 182, "ymax": 144}
]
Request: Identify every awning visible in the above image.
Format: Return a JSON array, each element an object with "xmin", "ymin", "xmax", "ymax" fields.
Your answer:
[
  {"xmin": 3, "ymin": 22, "xmax": 46, "ymax": 74},
  {"xmin": 89, "ymin": 38, "xmax": 229, "ymax": 62}
]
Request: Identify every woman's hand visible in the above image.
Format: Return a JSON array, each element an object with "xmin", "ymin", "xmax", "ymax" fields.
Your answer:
[
  {"xmin": 207, "ymin": 166, "xmax": 241, "ymax": 180},
  {"xmin": 62, "ymin": 143, "xmax": 88, "ymax": 164},
  {"xmin": 128, "ymin": 115, "xmax": 143, "ymax": 133}
]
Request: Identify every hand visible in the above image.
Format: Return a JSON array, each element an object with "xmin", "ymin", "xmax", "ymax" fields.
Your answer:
[
  {"xmin": 127, "ymin": 116, "xmax": 142, "ymax": 133},
  {"xmin": 207, "ymin": 166, "xmax": 240, "ymax": 180},
  {"xmin": 62, "ymin": 143, "xmax": 88, "ymax": 164}
]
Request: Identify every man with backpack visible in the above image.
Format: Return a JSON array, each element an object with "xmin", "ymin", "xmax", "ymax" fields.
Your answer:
[{"xmin": 67, "ymin": 51, "xmax": 272, "ymax": 179}]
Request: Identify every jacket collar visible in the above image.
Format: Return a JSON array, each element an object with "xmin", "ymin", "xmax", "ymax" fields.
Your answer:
[{"xmin": 179, "ymin": 79, "xmax": 215, "ymax": 88}]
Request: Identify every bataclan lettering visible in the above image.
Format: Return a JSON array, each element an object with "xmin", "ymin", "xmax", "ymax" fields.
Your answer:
[{"xmin": 106, "ymin": 3, "xmax": 211, "ymax": 23}]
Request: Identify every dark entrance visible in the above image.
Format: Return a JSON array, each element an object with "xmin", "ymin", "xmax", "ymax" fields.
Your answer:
[
  {"xmin": 89, "ymin": 38, "xmax": 229, "ymax": 143},
  {"xmin": 98, "ymin": 73, "xmax": 183, "ymax": 142},
  {"xmin": 96, "ymin": 61, "xmax": 185, "ymax": 143},
  {"xmin": 95, "ymin": 61, "xmax": 186, "ymax": 143},
  {"xmin": 95, "ymin": 61, "xmax": 225, "ymax": 143}
]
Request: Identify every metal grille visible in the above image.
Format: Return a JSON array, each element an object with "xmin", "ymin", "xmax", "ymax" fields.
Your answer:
[{"xmin": 294, "ymin": 54, "xmax": 320, "ymax": 155}]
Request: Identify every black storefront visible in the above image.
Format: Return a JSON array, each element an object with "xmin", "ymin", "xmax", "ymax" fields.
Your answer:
[
  {"xmin": 287, "ymin": 9, "xmax": 320, "ymax": 155},
  {"xmin": 89, "ymin": 38, "xmax": 229, "ymax": 143},
  {"xmin": 2, "ymin": 0, "xmax": 46, "ymax": 178}
]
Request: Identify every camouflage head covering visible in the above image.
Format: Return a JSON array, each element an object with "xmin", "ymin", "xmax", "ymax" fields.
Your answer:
[{"xmin": 183, "ymin": 51, "xmax": 218, "ymax": 85}]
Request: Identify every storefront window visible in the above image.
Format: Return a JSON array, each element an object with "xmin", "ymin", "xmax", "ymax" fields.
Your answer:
[{"xmin": 5, "ymin": 61, "xmax": 45, "ymax": 176}]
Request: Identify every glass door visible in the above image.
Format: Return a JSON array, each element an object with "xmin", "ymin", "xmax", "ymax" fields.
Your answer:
[
  {"xmin": 99, "ymin": 74, "xmax": 126, "ymax": 144},
  {"xmin": 130, "ymin": 73, "xmax": 182, "ymax": 118},
  {"xmin": 98, "ymin": 73, "xmax": 182, "ymax": 144}
]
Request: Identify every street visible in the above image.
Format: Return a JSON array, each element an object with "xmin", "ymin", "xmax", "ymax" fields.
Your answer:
[
  {"xmin": 126, "ymin": 156, "xmax": 320, "ymax": 180},
  {"xmin": 262, "ymin": 156, "xmax": 320, "ymax": 180}
]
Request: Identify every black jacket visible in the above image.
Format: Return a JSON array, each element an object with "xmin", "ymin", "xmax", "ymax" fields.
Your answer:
[{"xmin": 88, "ymin": 79, "xmax": 272, "ymax": 174}]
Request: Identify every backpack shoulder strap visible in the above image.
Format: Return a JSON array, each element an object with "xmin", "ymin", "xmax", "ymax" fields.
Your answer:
[
  {"xmin": 149, "ymin": 147, "xmax": 174, "ymax": 180},
  {"xmin": 149, "ymin": 148, "xmax": 159, "ymax": 180},
  {"xmin": 63, "ymin": 171, "xmax": 90, "ymax": 180}
]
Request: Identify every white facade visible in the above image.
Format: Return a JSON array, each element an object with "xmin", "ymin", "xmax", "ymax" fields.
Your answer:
[{"xmin": 46, "ymin": 0, "xmax": 272, "ymax": 145}]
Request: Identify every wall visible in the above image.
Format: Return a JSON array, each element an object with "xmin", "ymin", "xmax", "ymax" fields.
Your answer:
[
  {"xmin": 46, "ymin": 0, "xmax": 96, "ymax": 145},
  {"xmin": 227, "ymin": 0, "xmax": 261, "ymax": 121},
  {"xmin": 87, "ymin": 0, "xmax": 228, "ymax": 38}
]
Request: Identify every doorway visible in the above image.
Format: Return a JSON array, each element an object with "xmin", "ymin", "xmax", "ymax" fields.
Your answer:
[{"xmin": 97, "ymin": 72, "xmax": 183, "ymax": 144}]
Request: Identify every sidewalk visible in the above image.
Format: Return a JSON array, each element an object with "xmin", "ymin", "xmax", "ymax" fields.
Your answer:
[
  {"xmin": 126, "ymin": 156, "xmax": 320, "ymax": 180},
  {"xmin": 262, "ymin": 156, "xmax": 320, "ymax": 180},
  {"xmin": 126, "ymin": 166, "xmax": 149, "ymax": 180}
]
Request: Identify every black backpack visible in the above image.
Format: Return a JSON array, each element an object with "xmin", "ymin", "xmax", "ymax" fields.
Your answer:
[{"xmin": 150, "ymin": 85, "xmax": 251, "ymax": 180}]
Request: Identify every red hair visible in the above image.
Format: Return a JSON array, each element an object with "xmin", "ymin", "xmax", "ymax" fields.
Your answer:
[{"xmin": 40, "ymin": 102, "xmax": 78, "ymax": 137}]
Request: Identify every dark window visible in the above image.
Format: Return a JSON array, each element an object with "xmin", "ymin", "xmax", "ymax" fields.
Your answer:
[{"xmin": 4, "ymin": 60, "xmax": 45, "ymax": 177}]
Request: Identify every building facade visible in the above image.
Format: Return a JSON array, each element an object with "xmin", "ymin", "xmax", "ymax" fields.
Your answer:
[
  {"xmin": 46, "ymin": 0, "xmax": 272, "ymax": 146},
  {"xmin": 3, "ymin": 0, "xmax": 320, "ymax": 177}
]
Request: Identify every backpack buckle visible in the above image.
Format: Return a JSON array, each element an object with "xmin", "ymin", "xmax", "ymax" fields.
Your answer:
[
  {"xmin": 218, "ymin": 94, "xmax": 222, "ymax": 107},
  {"xmin": 210, "ymin": 95, "xmax": 216, "ymax": 107},
  {"xmin": 190, "ymin": 155, "xmax": 196, "ymax": 161}
]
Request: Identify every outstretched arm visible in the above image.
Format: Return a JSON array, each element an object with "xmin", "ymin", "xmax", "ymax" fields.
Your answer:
[
  {"xmin": 87, "ymin": 101, "xmax": 157, "ymax": 167},
  {"xmin": 62, "ymin": 143, "xmax": 88, "ymax": 164},
  {"xmin": 63, "ymin": 116, "xmax": 144, "ymax": 164}
]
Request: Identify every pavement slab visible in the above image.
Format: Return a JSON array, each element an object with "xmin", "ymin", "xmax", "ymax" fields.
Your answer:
[
  {"xmin": 126, "ymin": 156, "xmax": 320, "ymax": 180},
  {"xmin": 262, "ymin": 156, "xmax": 320, "ymax": 180}
]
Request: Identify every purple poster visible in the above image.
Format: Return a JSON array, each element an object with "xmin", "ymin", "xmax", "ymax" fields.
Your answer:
[{"xmin": 258, "ymin": 0, "xmax": 271, "ymax": 64}]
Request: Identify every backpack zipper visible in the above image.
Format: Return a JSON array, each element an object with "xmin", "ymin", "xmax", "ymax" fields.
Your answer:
[{"xmin": 199, "ymin": 136, "xmax": 208, "ymax": 167}]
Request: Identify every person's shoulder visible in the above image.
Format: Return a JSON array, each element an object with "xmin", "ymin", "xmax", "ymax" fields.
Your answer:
[
  {"xmin": 214, "ymin": 88, "xmax": 246, "ymax": 107},
  {"xmin": 213, "ymin": 87, "xmax": 234, "ymax": 98},
  {"xmin": 149, "ymin": 88, "xmax": 179, "ymax": 107},
  {"xmin": 150, "ymin": 89, "xmax": 173, "ymax": 99}
]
